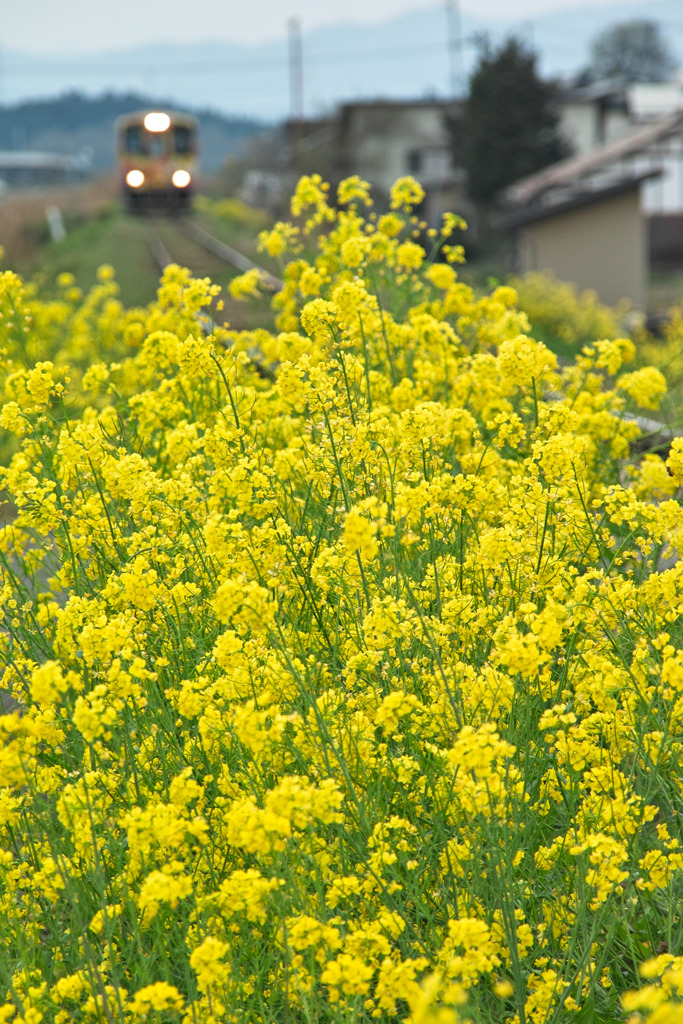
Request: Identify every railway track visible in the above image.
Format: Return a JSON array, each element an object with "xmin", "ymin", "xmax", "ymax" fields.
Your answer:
[
  {"xmin": 140, "ymin": 220, "xmax": 676, "ymax": 462},
  {"xmin": 144, "ymin": 217, "xmax": 283, "ymax": 293},
  {"xmin": 1, "ymin": 220, "xmax": 282, "ymax": 717},
  {"xmin": 143, "ymin": 216, "xmax": 279, "ymax": 377}
]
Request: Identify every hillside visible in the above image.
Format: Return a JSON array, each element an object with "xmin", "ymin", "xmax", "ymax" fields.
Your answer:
[{"xmin": 0, "ymin": 92, "xmax": 267, "ymax": 174}]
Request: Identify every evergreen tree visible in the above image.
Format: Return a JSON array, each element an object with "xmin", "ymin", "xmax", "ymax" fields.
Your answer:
[{"xmin": 461, "ymin": 37, "xmax": 567, "ymax": 205}]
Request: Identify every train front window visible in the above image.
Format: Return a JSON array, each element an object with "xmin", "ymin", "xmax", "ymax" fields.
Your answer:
[
  {"xmin": 125, "ymin": 126, "xmax": 143, "ymax": 154},
  {"xmin": 173, "ymin": 126, "xmax": 192, "ymax": 155}
]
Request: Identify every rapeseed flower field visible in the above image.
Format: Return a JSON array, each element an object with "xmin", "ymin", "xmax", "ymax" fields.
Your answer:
[{"xmin": 1, "ymin": 174, "xmax": 682, "ymax": 1024}]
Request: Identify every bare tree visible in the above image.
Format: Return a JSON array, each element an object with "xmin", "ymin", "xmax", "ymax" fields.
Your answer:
[{"xmin": 590, "ymin": 19, "xmax": 677, "ymax": 82}]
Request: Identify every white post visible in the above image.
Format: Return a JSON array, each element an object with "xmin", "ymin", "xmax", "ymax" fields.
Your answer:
[{"xmin": 45, "ymin": 206, "xmax": 66, "ymax": 242}]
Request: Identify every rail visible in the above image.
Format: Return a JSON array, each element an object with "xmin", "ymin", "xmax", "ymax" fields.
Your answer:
[
  {"xmin": 144, "ymin": 219, "xmax": 283, "ymax": 292},
  {"xmin": 180, "ymin": 219, "xmax": 283, "ymax": 292},
  {"xmin": 145, "ymin": 226, "xmax": 174, "ymax": 270}
]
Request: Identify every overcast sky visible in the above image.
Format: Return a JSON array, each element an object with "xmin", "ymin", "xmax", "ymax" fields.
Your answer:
[{"xmin": 3, "ymin": 0, "xmax": 643, "ymax": 53}]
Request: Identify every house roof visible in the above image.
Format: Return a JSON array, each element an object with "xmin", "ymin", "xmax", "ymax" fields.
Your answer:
[
  {"xmin": 338, "ymin": 98, "xmax": 461, "ymax": 112},
  {"xmin": 506, "ymin": 169, "xmax": 661, "ymax": 228},
  {"xmin": 559, "ymin": 77, "xmax": 628, "ymax": 104},
  {"xmin": 505, "ymin": 111, "xmax": 683, "ymax": 206},
  {"xmin": 0, "ymin": 151, "xmax": 88, "ymax": 171}
]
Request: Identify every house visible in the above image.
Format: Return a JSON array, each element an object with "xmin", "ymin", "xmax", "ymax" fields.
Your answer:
[
  {"xmin": 505, "ymin": 113, "xmax": 683, "ymax": 306},
  {"xmin": 558, "ymin": 78, "xmax": 632, "ymax": 155},
  {"xmin": 508, "ymin": 173, "xmax": 654, "ymax": 308},
  {"xmin": 0, "ymin": 150, "xmax": 91, "ymax": 190},
  {"xmin": 557, "ymin": 72, "xmax": 683, "ymax": 157},
  {"xmin": 332, "ymin": 99, "xmax": 466, "ymax": 228},
  {"xmin": 270, "ymin": 100, "xmax": 466, "ymax": 229},
  {"xmin": 554, "ymin": 76, "xmax": 683, "ymax": 266}
]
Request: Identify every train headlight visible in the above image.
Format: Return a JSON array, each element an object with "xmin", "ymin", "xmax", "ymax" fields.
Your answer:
[
  {"xmin": 144, "ymin": 112, "xmax": 171, "ymax": 132},
  {"xmin": 172, "ymin": 169, "xmax": 191, "ymax": 188},
  {"xmin": 126, "ymin": 169, "xmax": 145, "ymax": 188}
]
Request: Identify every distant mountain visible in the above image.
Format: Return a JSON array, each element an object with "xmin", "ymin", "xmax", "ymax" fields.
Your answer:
[
  {"xmin": 1, "ymin": 0, "xmax": 682, "ymax": 120},
  {"xmin": 0, "ymin": 93, "xmax": 265, "ymax": 173}
]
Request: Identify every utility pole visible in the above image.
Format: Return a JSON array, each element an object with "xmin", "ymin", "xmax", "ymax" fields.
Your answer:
[
  {"xmin": 288, "ymin": 17, "xmax": 304, "ymax": 122},
  {"xmin": 288, "ymin": 17, "xmax": 304, "ymax": 164},
  {"xmin": 446, "ymin": 0, "xmax": 463, "ymax": 98}
]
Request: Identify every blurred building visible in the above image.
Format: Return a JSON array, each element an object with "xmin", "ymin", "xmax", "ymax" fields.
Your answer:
[
  {"xmin": 508, "ymin": 173, "xmax": 655, "ymax": 307},
  {"xmin": 559, "ymin": 78, "xmax": 632, "ymax": 154},
  {"xmin": 507, "ymin": 104, "xmax": 683, "ymax": 306},
  {"xmin": 333, "ymin": 100, "xmax": 465, "ymax": 227},
  {"xmin": 556, "ymin": 76, "xmax": 683, "ymax": 222},
  {"xmin": 275, "ymin": 99, "xmax": 466, "ymax": 228},
  {"xmin": 0, "ymin": 150, "xmax": 91, "ymax": 190},
  {"xmin": 558, "ymin": 72, "xmax": 683, "ymax": 150}
]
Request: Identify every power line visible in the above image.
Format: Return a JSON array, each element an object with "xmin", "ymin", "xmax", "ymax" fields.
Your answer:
[{"xmin": 0, "ymin": 36, "xmax": 481, "ymax": 78}]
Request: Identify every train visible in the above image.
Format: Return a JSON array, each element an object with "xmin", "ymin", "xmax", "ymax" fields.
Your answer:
[{"xmin": 115, "ymin": 110, "xmax": 199, "ymax": 212}]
